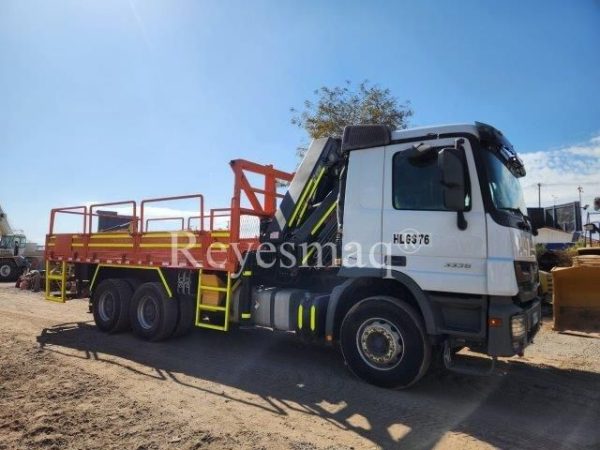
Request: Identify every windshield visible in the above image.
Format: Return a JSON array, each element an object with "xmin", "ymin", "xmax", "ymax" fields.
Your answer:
[
  {"xmin": 0, "ymin": 235, "xmax": 25, "ymax": 249},
  {"xmin": 482, "ymin": 150, "xmax": 526, "ymax": 214},
  {"xmin": 0, "ymin": 235, "xmax": 10, "ymax": 249}
]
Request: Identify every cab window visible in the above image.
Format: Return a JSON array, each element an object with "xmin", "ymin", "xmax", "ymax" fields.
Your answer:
[{"xmin": 392, "ymin": 149, "xmax": 470, "ymax": 211}]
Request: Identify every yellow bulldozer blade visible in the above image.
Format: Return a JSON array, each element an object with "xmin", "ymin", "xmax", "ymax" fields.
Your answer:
[{"xmin": 552, "ymin": 257, "xmax": 600, "ymax": 333}]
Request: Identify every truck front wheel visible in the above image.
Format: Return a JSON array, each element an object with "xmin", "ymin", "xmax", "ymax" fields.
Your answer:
[
  {"xmin": 340, "ymin": 296, "xmax": 431, "ymax": 389},
  {"xmin": 130, "ymin": 282, "xmax": 178, "ymax": 341}
]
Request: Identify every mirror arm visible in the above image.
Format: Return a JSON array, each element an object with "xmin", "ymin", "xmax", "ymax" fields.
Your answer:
[{"xmin": 457, "ymin": 211, "xmax": 468, "ymax": 230}]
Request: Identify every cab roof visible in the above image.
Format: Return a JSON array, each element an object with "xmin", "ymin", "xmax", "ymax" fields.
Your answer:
[
  {"xmin": 341, "ymin": 122, "xmax": 494, "ymax": 152},
  {"xmin": 390, "ymin": 123, "xmax": 479, "ymax": 141}
]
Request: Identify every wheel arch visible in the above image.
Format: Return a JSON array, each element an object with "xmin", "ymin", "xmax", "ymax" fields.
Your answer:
[
  {"xmin": 326, "ymin": 268, "xmax": 436, "ymax": 341},
  {"xmin": 90, "ymin": 264, "xmax": 173, "ymax": 299}
]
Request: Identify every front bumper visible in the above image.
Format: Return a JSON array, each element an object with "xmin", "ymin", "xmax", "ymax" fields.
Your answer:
[
  {"xmin": 487, "ymin": 297, "xmax": 542, "ymax": 357},
  {"xmin": 513, "ymin": 299, "xmax": 542, "ymax": 354}
]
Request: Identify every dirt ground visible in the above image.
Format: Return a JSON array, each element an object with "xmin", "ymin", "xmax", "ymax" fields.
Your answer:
[{"xmin": 0, "ymin": 283, "xmax": 599, "ymax": 450}]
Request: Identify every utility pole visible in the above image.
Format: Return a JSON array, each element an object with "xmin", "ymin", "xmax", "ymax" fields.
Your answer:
[
  {"xmin": 537, "ymin": 183, "xmax": 542, "ymax": 208},
  {"xmin": 577, "ymin": 186, "xmax": 584, "ymax": 231}
]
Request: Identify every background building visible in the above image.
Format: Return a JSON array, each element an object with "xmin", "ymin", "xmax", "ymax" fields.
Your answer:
[{"xmin": 527, "ymin": 201, "xmax": 582, "ymax": 233}]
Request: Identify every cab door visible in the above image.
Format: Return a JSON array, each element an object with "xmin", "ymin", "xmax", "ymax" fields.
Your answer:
[
  {"xmin": 341, "ymin": 145, "xmax": 386, "ymax": 269},
  {"xmin": 381, "ymin": 138, "xmax": 487, "ymax": 295}
]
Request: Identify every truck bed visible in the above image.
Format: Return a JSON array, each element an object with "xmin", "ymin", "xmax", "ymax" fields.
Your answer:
[
  {"xmin": 46, "ymin": 229, "xmax": 232, "ymax": 270},
  {"xmin": 45, "ymin": 159, "xmax": 294, "ymax": 273}
]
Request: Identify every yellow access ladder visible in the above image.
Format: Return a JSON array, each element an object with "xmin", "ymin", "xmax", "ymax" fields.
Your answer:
[
  {"xmin": 45, "ymin": 260, "xmax": 67, "ymax": 303},
  {"xmin": 195, "ymin": 270, "xmax": 232, "ymax": 331}
]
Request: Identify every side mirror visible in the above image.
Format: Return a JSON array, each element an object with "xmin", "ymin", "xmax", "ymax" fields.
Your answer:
[{"xmin": 439, "ymin": 147, "xmax": 468, "ymax": 230}]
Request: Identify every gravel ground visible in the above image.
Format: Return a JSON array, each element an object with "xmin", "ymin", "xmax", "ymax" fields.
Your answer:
[{"xmin": 0, "ymin": 282, "xmax": 599, "ymax": 449}]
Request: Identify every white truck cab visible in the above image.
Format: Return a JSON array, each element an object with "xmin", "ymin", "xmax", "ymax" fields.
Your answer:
[{"xmin": 344, "ymin": 123, "xmax": 536, "ymax": 296}]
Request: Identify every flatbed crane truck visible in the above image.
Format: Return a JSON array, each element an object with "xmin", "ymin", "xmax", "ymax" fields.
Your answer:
[{"xmin": 45, "ymin": 122, "xmax": 541, "ymax": 388}]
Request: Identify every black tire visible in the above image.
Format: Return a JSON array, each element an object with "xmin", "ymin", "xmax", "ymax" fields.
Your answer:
[
  {"xmin": 172, "ymin": 295, "xmax": 196, "ymax": 338},
  {"xmin": 124, "ymin": 278, "xmax": 142, "ymax": 292},
  {"xmin": 340, "ymin": 296, "xmax": 431, "ymax": 389},
  {"xmin": 91, "ymin": 279, "xmax": 134, "ymax": 333},
  {"xmin": 130, "ymin": 282, "xmax": 178, "ymax": 341},
  {"xmin": 0, "ymin": 259, "xmax": 18, "ymax": 282}
]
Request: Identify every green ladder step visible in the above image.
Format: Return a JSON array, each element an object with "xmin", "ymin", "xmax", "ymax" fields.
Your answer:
[
  {"xmin": 199, "ymin": 285, "xmax": 228, "ymax": 293},
  {"xmin": 197, "ymin": 304, "xmax": 227, "ymax": 312},
  {"xmin": 47, "ymin": 275, "xmax": 64, "ymax": 281},
  {"xmin": 195, "ymin": 323, "xmax": 227, "ymax": 331}
]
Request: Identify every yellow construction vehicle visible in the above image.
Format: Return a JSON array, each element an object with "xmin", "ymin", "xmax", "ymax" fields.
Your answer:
[{"xmin": 552, "ymin": 221, "xmax": 600, "ymax": 333}]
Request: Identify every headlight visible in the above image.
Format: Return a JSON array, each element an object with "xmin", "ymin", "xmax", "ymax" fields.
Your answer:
[
  {"xmin": 511, "ymin": 314, "xmax": 526, "ymax": 339},
  {"xmin": 514, "ymin": 261, "xmax": 538, "ymax": 286}
]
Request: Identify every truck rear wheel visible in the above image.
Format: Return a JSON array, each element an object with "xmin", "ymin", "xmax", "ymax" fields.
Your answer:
[
  {"xmin": 124, "ymin": 277, "xmax": 142, "ymax": 292},
  {"xmin": 92, "ymin": 279, "xmax": 133, "ymax": 333},
  {"xmin": 0, "ymin": 260, "xmax": 17, "ymax": 282},
  {"xmin": 130, "ymin": 282, "xmax": 178, "ymax": 341},
  {"xmin": 172, "ymin": 295, "xmax": 195, "ymax": 338},
  {"xmin": 340, "ymin": 296, "xmax": 431, "ymax": 389}
]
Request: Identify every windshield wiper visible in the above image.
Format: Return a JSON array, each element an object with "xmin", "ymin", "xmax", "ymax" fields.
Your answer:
[
  {"xmin": 499, "ymin": 207, "xmax": 537, "ymax": 235},
  {"xmin": 498, "ymin": 207, "xmax": 522, "ymax": 215}
]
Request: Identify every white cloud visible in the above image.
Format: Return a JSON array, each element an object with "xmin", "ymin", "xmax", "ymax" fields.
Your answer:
[{"xmin": 520, "ymin": 134, "xmax": 600, "ymax": 209}]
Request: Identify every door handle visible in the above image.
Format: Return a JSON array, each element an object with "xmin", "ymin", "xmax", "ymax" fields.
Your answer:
[{"xmin": 385, "ymin": 255, "xmax": 406, "ymax": 266}]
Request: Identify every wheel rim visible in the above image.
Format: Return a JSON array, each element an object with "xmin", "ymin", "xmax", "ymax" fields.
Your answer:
[
  {"xmin": 137, "ymin": 295, "xmax": 158, "ymax": 330},
  {"xmin": 0, "ymin": 264, "xmax": 11, "ymax": 278},
  {"xmin": 356, "ymin": 317, "xmax": 405, "ymax": 370},
  {"xmin": 98, "ymin": 291, "xmax": 116, "ymax": 322}
]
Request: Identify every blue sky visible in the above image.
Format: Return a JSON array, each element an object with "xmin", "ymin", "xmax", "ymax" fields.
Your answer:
[{"xmin": 1, "ymin": 0, "xmax": 599, "ymax": 242}]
